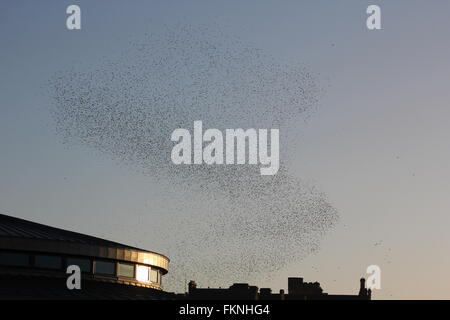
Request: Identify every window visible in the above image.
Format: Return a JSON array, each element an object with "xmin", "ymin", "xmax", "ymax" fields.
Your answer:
[
  {"xmin": 67, "ymin": 257, "xmax": 91, "ymax": 273},
  {"xmin": 150, "ymin": 268, "xmax": 158, "ymax": 283},
  {"xmin": 118, "ymin": 263, "xmax": 134, "ymax": 278},
  {"xmin": 157, "ymin": 270, "xmax": 162, "ymax": 285},
  {"xmin": 35, "ymin": 255, "xmax": 62, "ymax": 269},
  {"xmin": 136, "ymin": 265, "xmax": 149, "ymax": 283},
  {"xmin": 0, "ymin": 251, "xmax": 29, "ymax": 267},
  {"xmin": 95, "ymin": 260, "xmax": 115, "ymax": 275}
]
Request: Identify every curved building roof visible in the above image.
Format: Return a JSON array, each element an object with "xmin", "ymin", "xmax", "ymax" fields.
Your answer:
[{"xmin": 0, "ymin": 213, "xmax": 169, "ymax": 273}]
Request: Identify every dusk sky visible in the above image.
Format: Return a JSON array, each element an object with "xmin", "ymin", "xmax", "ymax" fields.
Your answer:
[{"xmin": 1, "ymin": 0, "xmax": 450, "ymax": 299}]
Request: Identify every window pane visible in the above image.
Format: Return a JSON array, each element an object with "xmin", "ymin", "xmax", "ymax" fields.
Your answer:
[
  {"xmin": 118, "ymin": 263, "xmax": 134, "ymax": 278},
  {"xmin": 0, "ymin": 252, "xmax": 29, "ymax": 267},
  {"xmin": 150, "ymin": 268, "xmax": 158, "ymax": 283},
  {"xmin": 67, "ymin": 258, "xmax": 91, "ymax": 273},
  {"xmin": 95, "ymin": 260, "xmax": 115, "ymax": 275},
  {"xmin": 136, "ymin": 265, "xmax": 149, "ymax": 282},
  {"xmin": 35, "ymin": 255, "xmax": 62, "ymax": 269}
]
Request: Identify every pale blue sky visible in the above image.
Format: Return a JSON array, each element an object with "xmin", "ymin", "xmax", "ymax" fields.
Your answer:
[{"xmin": 1, "ymin": 1, "xmax": 450, "ymax": 299}]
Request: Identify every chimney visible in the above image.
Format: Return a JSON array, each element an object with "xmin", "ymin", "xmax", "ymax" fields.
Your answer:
[
  {"xmin": 188, "ymin": 280, "xmax": 197, "ymax": 294},
  {"xmin": 359, "ymin": 278, "xmax": 367, "ymax": 296}
]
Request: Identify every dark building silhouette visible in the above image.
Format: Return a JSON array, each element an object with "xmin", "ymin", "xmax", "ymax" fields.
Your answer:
[
  {"xmin": 184, "ymin": 277, "xmax": 370, "ymax": 300},
  {"xmin": 185, "ymin": 281, "xmax": 259, "ymax": 300},
  {"xmin": 0, "ymin": 213, "xmax": 370, "ymax": 300}
]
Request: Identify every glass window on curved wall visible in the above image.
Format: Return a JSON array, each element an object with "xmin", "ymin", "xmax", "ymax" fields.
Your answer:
[
  {"xmin": 35, "ymin": 255, "xmax": 62, "ymax": 269},
  {"xmin": 118, "ymin": 262, "xmax": 134, "ymax": 278},
  {"xmin": 66, "ymin": 257, "xmax": 91, "ymax": 273},
  {"xmin": 0, "ymin": 251, "xmax": 30, "ymax": 267},
  {"xmin": 157, "ymin": 269, "xmax": 162, "ymax": 285},
  {"xmin": 95, "ymin": 260, "xmax": 115, "ymax": 275},
  {"xmin": 136, "ymin": 265, "xmax": 150, "ymax": 283},
  {"xmin": 150, "ymin": 268, "xmax": 158, "ymax": 283}
]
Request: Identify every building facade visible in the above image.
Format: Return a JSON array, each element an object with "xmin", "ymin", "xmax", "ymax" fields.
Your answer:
[{"xmin": 0, "ymin": 213, "xmax": 169, "ymax": 299}]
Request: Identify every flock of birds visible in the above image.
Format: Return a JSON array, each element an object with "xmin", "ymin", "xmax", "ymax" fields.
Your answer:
[{"xmin": 49, "ymin": 25, "xmax": 339, "ymax": 291}]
